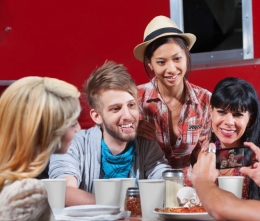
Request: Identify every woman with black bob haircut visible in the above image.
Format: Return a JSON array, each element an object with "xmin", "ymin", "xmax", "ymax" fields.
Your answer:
[{"xmin": 210, "ymin": 77, "xmax": 260, "ymax": 200}]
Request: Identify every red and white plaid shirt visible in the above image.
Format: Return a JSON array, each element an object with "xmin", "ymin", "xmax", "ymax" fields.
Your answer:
[{"xmin": 138, "ymin": 77, "xmax": 212, "ymax": 169}]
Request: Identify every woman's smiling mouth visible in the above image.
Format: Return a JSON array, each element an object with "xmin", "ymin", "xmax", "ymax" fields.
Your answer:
[
  {"xmin": 220, "ymin": 128, "xmax": 236, "ymax": 136},
  {"xmin": 165, "ymin": 74, "xmax": 179, "ymax": 83}
]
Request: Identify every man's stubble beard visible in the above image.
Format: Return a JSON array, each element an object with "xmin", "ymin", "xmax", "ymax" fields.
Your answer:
[{"xmin": 102, "ymin": 120, "xmax": 137, "ymax": 142}]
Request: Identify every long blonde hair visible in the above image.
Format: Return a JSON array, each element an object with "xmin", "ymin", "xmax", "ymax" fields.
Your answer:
[{"xmin": 0, "ymin": 76, "xmax": 81, "ymax": 190}]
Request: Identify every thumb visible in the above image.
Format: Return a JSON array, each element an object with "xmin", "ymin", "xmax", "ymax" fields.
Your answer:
[{"xmin": 240, "ymin": 166, "xmax": 252, "ymax": 176}]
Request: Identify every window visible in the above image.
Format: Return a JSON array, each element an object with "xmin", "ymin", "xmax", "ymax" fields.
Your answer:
[{"xmin": 170, "ymin": 0, "xmax": 253, "ymax": 65}]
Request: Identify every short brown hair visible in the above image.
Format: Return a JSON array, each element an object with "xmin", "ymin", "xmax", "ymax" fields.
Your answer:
[{"xmin": 83, "ymin": 61, "xmax": 137, "ymax": 112}]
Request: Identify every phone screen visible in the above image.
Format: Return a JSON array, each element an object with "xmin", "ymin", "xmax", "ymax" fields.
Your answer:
[{"xmin": 216, "ymin": 146, "xmax": 254, "ymax": 169}]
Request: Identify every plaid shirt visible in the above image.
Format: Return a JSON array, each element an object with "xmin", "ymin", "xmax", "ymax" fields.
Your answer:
[{"xmin": 137, "ymin": 77, "xmax": 212, "ymax": 169}]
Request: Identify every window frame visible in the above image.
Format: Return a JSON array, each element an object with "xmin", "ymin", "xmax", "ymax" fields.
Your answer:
[{"xmin": 169, "ymin": 0, "xmax": 254, "ymax": 65}]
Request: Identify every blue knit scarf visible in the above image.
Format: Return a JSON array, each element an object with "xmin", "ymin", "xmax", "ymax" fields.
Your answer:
[{"xmin": 101, "ymin": 139, "xmax": 136, "ymax": 179}]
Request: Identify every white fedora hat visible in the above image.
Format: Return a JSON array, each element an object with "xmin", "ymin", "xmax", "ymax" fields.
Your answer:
[{"xmin": 133, "ymin": 15, "xmax": 196, "ymax": 62}]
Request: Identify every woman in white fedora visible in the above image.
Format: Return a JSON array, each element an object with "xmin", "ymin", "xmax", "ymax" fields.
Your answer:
[{"xmin": 134, "ymin": 15, "xmax": 212, "ymax": 186}]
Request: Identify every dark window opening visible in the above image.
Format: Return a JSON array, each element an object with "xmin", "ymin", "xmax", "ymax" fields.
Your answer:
[{"xmin": 183, "ymin": 0, "xmax": 242, "ymax": 53}]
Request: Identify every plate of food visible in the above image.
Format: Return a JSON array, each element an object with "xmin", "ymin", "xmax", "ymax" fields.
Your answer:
[
  {"xmin": 63, "ymin": 205, "xmax": 120, "ymax": 217},
  {"xmin": 153, "ymin": 206, "xmax": 214, "ymax": 220}
]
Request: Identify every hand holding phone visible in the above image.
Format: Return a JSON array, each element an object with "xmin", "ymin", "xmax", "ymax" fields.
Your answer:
[
  {"xmin": 239, "ymin": 142, "xmax": 260, "ymax": 186},
  {"xmin": 216, "ymin": 146, "xmax": 254, "ymax": 169}
]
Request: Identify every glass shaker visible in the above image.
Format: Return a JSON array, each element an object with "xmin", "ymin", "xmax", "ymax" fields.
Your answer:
[
  {"xmin": 163, "ymin": 169, "xmax": 184, "ymax": 208},
  {"xmin": 124, "ymin": 187, "xmax": 142, "ymax": 217}
]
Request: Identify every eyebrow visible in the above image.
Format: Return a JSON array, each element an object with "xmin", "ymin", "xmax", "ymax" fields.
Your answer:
[
  {"xmin": 107, "ymin": 99, "xmax": 136, "ymax": 108},
  {"xmin": 155, "ymin": 52, "xmax": 182, "ymax": 59}
]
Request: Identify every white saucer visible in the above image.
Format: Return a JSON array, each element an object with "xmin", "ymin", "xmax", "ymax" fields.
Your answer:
[{"xmin": 63, "ymin": 205, "xmax": 120, "ymax": 217}]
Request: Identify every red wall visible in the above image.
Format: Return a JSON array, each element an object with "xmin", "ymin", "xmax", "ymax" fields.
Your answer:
[
  {"xmin": 0, "ymin": 0, "xmax": 170, "ymax": 128},
  {"xmin": 252, "ymin": 0, "xmax": 260, "ymax": 58},
  {"xmin": 1, "ymin": 0, "xmax": 260, "ymax": 128},
  {"xmin": 0, "ymin": 0, "xmax": 170, "ymax": 84},
  {"xmin": 189, "ymin": 64, "xmax": 260, "ymax": 93}
]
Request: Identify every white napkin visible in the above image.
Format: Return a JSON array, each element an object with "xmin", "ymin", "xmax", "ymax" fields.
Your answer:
[{"xmin": 53, "ymin": 211, "xmax": 131, "ymax": 221}]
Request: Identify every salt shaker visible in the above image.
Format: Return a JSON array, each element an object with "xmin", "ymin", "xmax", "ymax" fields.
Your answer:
[
  {"xmin": 163, "ymin": 169, "xmax": 184, "ymax": 208},
  {"xmin": 124, "ymin": 187, "xmax": 142, "ymax": 217}
]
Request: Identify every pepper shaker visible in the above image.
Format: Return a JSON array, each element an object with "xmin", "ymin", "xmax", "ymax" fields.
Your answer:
[{"xmin": 124, "ymin": 187, "xmax": 142, "ymax": 217}]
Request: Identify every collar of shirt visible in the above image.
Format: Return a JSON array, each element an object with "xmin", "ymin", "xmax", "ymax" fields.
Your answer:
[{"xmin": 143, "ymin": 77, "xmax": 200, "ymax": 105}]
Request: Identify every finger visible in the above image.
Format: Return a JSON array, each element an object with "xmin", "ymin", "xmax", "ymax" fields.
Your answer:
[
  {"xmin": 201, "ymin": 147, "xmax": 208, "ymax": 153},
  {"xmin": 199, "ymin": 136, "xmax": 206, "ymax": 142},
  {"xmin": 244, "ymin": 142, "xmax": 260, "ymax": 158},
  {"xmin": 209, "ymin": 143, "xmax": 216, "ymax": 150},
  {"xmin": 199, "ymin": 135, "xmax": 209, "ymax": 146},
  {"xmin": 240, "ymin": 166, "xmax": 253, "ymax": 177},
  {"xmin": 207, "ymin": 143, "xmax": 216, "ymax": 154},
  {"xmin": 251, "ymin": 162, "xmax": 259, "ymax": 169}
]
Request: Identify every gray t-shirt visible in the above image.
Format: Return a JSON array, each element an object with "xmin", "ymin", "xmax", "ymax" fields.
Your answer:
[{"xmin": 49, "ymin": 125, "xmax": 171, "ymax": 193}]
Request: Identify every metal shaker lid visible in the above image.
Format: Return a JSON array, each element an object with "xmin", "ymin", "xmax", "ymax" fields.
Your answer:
[
  {"xmin": 126, "ymin": 187, "xmax": 140, "ymax": 195},
  {"xmin": 162, "ymin": 169, "xmax": 184, "ymax": 178}
]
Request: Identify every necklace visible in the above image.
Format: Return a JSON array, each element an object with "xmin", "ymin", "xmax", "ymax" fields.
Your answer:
[
  {"xmin": 160, "ymin": 88, "xmax": 184, "ymax": 111},
  {"xmin": 157, "ymin": 81, "xmax": 185, "ymax": 112},
  {"xmin": 168, "ymin": 102, "xmax": 182, "ymax": 111},
  {"xmin": 218, "ymin": 168, "xmax": 232, "ymax": 175}
]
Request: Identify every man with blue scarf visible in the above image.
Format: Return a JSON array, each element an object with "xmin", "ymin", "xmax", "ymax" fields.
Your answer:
[{"xmin": 49, "ymin": 61, "xmax": 171, "ymax": 206}]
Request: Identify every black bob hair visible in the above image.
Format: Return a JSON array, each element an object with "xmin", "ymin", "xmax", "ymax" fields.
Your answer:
[
  {"xmin": 211, "ymin": 77, "xmax": 260, "ymax": 145},
  {"xmin": 211, "ymin": 77, "xmax": 260, "ymax": 200}
]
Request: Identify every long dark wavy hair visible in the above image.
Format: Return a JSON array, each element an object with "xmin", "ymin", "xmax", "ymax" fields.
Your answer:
[{"xmin": 210, "ymin": 77, "xmax": 260, "ymax": 200}]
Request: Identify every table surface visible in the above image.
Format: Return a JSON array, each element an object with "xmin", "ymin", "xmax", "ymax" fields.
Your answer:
[
  {"xmin": 51, "ymin": 214, "xmax": 164, "ymax": 221},
  {"xmin": 51, "ymin": 208, "xmax": 214, "ymax": 221},
  {"xmin": 119, "ymin": 217, "xmax": 164, "ymax": 221},
  {"xmin": 51, "ymin": 210, "xmax": 165, "ymax": 221},
  {"xmin": 52, "ymin": 213, "xmax": 215, "ymax": 221}
]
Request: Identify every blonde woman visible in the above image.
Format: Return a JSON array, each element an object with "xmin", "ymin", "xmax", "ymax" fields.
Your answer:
[{"xmin": 0, "ymin": 76, "xmax": 81, "ymax": 220}]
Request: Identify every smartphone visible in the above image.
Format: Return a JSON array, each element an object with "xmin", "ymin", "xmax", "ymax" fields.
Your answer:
[{"xmin": 216, "ymin": 146, "xmax": 254, "ymax": 169}]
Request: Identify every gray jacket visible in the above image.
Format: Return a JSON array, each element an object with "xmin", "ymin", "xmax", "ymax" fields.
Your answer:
[{"xmin": 49, "ymin": 125, "xmax": 171, "ymax": 193}]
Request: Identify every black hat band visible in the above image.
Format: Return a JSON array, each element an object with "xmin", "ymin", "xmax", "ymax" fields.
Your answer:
[{"xmin": 144, "ymin": 27, "xmax": 183, "ymax": 42}]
